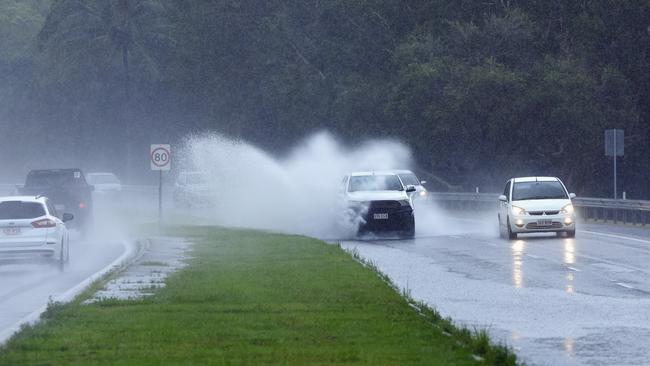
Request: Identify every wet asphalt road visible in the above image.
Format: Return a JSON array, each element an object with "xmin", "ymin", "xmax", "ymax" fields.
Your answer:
[
  {"xmin": 341, "ymin": 216, "xmax": 650, "ymax": 366},
  {"xmin": 0, "ymin": 234, "xmax": 124, "ymax": 341}
]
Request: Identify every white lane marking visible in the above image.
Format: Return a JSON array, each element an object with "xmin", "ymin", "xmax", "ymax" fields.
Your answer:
[
  {"xmin": 568, "ymin": 266, "xmax": 581, "ymax": 272},
  {"xmin": 449, "ymin": 235, "xmax": 462, "ymax": 239},
  {"xmin": 580, "ymin": 230, "xmax": 650, "ymax": 245},
  {"xmin": 615, "ymin": 282, "xmax": 635, "ymax": 289},
  {"xmin": 526, "ymin": 254, "xmax": 540, "ymax": 259}
]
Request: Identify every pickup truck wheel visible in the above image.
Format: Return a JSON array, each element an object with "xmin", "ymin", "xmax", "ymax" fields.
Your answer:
[
  {"xmin": 401, "ymin": 216, "xmax": 415, "ymax": 239},
  {"xmin": 56, "ymin": 240, "xmax": 65, "ymax": 271}
]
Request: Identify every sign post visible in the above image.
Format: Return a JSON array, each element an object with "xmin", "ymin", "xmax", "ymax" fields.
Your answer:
[
  {"xmin": 151, "ymin": 144, "xmax": 171, "ymax": 228},
  {"xmin": 604, "ymin": 130, "xmax": 624, "ymax": 199}
]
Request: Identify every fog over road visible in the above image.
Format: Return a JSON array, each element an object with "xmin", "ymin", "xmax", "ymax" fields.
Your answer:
[{"xmin": 341, "ymin": 217, "xmax": 650, "ymax": 366}]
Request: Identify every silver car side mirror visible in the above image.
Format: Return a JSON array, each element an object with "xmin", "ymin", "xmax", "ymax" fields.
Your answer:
[
  {"xmin": 498, "ymin": 194, "xmax": 508, "ymax": 202},
  {"xmin": 569, "ymin": 193, "xmax": 576, "ymax": 199}
]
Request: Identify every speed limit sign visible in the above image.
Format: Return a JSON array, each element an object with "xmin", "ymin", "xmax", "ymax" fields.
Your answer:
[{"xmin": 150, "ymin": 144, "xmax": 171, "ymax": 171}]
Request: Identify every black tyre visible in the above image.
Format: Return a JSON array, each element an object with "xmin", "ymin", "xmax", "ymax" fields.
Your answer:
[
  {"xmin": 498, "ymin": 215, "xmax": 505, "ymax": 238},
  {"xmin": 507, "ymin": 217, "xmax": 517, "ymax": 240},
  {"xmin": 65, "ymin": 238, "xmax": 70, "ymax": 263},
  {"xmin": 400, "ymin": 215, "xmax": 415, "ymax": 239},
  {"xmin": 56, "ymin": 240, "xmax": 65, "ymax": 271},
  {"xmin": 566, "ymin": 229, "xmax": 576, "ymax": 238}
]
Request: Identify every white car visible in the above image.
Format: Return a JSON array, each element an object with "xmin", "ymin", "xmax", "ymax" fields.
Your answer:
[
  {"xmin": 392, "ymin": 170, "xmax": 428, "ymax": 201},
  {"xmin": 86, "ymin": 172, "xmax": 122, "ymax": 196},
  {"xmin": 173, "ymin": 171, "xmax": 212, "ymax": 208},
  {"xmin": 498, "ymin": 177, "xmax": 576, "ymax": 239},
  {"xmin": 0, "ymin": 196, "xmax": 72, "ymax": 267},
  {"xmin": 341, "ymin": 171, "xmax": 416, "ymax": 238}
]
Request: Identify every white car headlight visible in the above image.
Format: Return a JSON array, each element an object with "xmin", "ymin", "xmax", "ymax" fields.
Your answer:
[
  {"xmin": 561, "ymin": 204, "xmax": 574, "ymax": 214},
  {"xmin": 418, "ymin": 190, "xmax": 428, "ymax": 197},
  {"xmin": 511, "ymin": 205, "xmax": 526, "ymax": 216}
]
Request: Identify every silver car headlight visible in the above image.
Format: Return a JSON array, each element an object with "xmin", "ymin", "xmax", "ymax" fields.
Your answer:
[
  {"xmin": 560, "ymin": 204, "xmax": 574, "ymax": 214},
  {"xmin": 511, "ymin": 205, "xmax": 527, "ymax": 216}
]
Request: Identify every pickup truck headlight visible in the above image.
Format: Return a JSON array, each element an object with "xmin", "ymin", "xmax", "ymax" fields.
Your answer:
[
  {"xmin": 560, "ymin": 204, "xmax": 574, "ymax": 214},
  {"xmin": 511, "ymin": 205, "xmax": 526, "ymax": 216}
]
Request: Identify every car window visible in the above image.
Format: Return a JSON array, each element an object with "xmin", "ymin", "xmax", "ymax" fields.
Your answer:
[
  {"xmin": 0, "ymin": 201, "xmax": 47, "ymax": 219},
  {"xmin": 512, "ymin": 181, "xmax": 568, "ymax": 201},
  {"xmin": 45, "ymin": 200, "xmax": 59, "ymax": 218},
  {"xmin": 26, "ymin": 170, "xmax": 87, "ymax": 187},
  {"xmin": 503, "ymin": 181, "xmax": 511, "ymax": 200},
  {"xmin": 348, "ymin": 175, "xmax": 403, "ymax": 192},
  {"xmin": 398, "ymin": 174, "xmax": 420, "ymax": 186}
]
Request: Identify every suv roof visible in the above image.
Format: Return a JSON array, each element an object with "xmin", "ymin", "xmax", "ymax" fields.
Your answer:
[
  {"xmin": 28, "ymin": 168, "xmax": 83, "ymax": 174},
  {"xmin": 0, "ymin": 195, "xmax": 47, "ymax": 203},
  {"xmin": 512, "ymin": 176, "xmax": 559, "ymax": 183},
  {"xmin": 349, "ymin": 170, "xmax": 406, "ymax": 177},
  {"xmin": 87, "ymin": 172, "xmax": 116, "ymax": 176}
]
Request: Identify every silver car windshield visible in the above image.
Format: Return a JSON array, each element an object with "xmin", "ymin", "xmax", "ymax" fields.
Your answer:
[
  {"xmin": 512, "ymin": 181, "xmax": 567, "ymax": 201},
  {"xmin": 348, "ymin": 175, "xmax": 403, "ymax": 192}
]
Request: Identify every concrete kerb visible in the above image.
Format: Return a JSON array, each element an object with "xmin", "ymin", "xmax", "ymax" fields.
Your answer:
[{"xmin": 0, "ymin": 239, "xmax": 148, "ymax": 345}]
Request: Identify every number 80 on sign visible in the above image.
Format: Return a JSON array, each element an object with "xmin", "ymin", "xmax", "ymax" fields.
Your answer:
[{"xmin": 150, "ymin": 144, "xmax": 171, "ymax": 171}]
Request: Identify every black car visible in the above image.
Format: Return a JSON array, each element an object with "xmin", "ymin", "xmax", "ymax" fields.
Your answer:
[{"xmin": 18, "ymin": 169, "xmax": 93, "ymax": 233}]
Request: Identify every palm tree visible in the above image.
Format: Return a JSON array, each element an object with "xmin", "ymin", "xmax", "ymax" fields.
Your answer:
[
  {"xmin": 39, "ymin": 0, "xmax": 171, "ymax": 99},
  {"xmin": 37, "ymin": 0, "xmax": 173, "ymax": 178}
]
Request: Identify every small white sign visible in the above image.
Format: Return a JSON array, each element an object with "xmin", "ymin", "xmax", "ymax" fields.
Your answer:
[{"xmin": 150, "ymin": 144, "xmax": 171, "ymax": 171}]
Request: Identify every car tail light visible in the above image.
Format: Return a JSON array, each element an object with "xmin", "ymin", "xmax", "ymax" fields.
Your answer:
[
  {"xmin": 32, "ymin": 219, "xmax": 57, "ymax": 228},
  {"xmin": 79, "ymin": 202, "xmax": 87, "ymax": 209}
]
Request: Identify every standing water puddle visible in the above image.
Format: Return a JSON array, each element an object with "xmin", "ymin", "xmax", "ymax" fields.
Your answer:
[{"xmin": 85, "ymin": 237, "xmax": 192, "ymax": 303}]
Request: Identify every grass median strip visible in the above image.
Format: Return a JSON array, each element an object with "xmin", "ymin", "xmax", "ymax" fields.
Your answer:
[{"xmin": 0, "ymin": 227, "xmax": 517, "ymax": 365}]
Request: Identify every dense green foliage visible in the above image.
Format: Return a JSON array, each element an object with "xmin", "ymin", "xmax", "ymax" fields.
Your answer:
[
  {"xmin": 0, "ymin": 227, "xmax": 516, "ymax": 365},
  {"xmin": 0, "ymin": 0, "xmax": 648, "ymax": 196}
]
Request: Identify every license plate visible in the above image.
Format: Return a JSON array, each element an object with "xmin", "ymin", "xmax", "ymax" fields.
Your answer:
[
  {"xmin": 373, "ymin": 213, "xmax": 388, "ymax": 220},
  {"xmin": 2, "ymin": 227, "xmax": 21, "ymax": 235},
  {"xmin": 537, "ymin": 219, "xmax": 552, "ymax": 226}
]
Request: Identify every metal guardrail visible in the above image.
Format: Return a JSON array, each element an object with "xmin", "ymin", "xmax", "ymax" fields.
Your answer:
[{"xmin": 428, "ymin": 192, "xmax": 650, "ymax": 226}]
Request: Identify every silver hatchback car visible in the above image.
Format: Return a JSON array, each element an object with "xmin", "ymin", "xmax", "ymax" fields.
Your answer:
[{"xmin": 498, "ymin": 177, "xmax": 576, "ymax": 239}]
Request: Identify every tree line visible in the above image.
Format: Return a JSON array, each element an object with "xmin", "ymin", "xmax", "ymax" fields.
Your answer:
[{"xmin": 0, "ymin": 0, "xmax": 648, "ymax": 197}]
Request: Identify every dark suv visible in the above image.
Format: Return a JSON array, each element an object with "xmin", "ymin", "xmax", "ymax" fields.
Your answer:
[{"xmin": 18, "ymin": 169, "xmax": 94, "ymax": 233}]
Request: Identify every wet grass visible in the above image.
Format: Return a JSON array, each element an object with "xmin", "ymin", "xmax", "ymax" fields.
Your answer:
[{"xmin": 0, "ymin": 227, "xmax": 518, "ymax": 365}]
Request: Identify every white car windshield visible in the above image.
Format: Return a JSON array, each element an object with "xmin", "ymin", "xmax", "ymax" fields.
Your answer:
[
  {"xmin": 349, "ymin": 175, "xmax": 403, "ymax": 192},
  {"xmin": 512, "ymin": 181, "xmax": 568, "ymax": 201}
]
